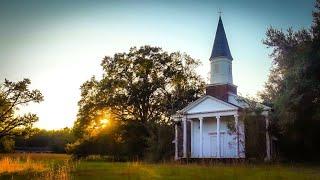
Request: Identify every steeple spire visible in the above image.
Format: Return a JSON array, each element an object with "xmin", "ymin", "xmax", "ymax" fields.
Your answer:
[{"xmin": 210, "ymin": 16, "xmax": 233, "ymax": 61}]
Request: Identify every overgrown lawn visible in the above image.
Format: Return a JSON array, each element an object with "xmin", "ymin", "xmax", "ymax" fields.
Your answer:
[{"xmin": 0, "ymin": 153, "xmax": 320, "ymax": 179}]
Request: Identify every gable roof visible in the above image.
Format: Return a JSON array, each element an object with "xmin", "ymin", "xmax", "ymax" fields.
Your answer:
[
  {"xmin": 227, "ymin": 93, "xmax": 272, "ymax": 111},
  {"xmin": 178, "ymin": 95, "xmax": 238, "ymax": 114},
  {"xmin": 210, "ymin": 16, "xmax": 233, "ymax": 61}
]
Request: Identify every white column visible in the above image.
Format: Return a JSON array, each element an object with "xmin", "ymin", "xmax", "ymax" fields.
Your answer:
[
  {"xmin": 190, "ymin": 120, "xmax": 193, "ymax": 157},
  {"xmin": 234, "ymin": 114, "xmax": 239, "ymax": 158},
  {"xmin": 199, "ymin": 117, "xmax": 203, "ymax": 158},
  {"xmin": 216, "ymin": 116, "xmax": 221, "ymax": 158},
  {"xmin": 265, "ymin": 113, "xmax": 271, "ymax": 161},
  {"xmin": 174, "ymin": 123, "xmax": 178, "ymax": 160},
  {"xmin": 183, "ymin": 117, "xmax": 187, "ymax": 158}
]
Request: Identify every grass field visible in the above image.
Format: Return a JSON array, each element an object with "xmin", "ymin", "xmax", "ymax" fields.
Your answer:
[{"xmin": 0, "ymin": 153, "xmax": 320, "ymax": 180}]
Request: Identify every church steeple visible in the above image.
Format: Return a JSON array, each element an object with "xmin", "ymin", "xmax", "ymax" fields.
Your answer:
[
  {"xmin": 209, "ymin": 15, "xmax": 235, "ymax": 87},
  {"xmin": 206, "ymin": 15, "xmax": 237, "ymax": 100},
  {"xmin": 210, "ymin": 16, "xmax": 233, "ymax": 61}
]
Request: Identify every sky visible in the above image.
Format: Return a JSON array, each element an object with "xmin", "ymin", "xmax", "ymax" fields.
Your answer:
[{"xmin": 0, "ymin": 0, "xmax": 315, "ymax": 129}]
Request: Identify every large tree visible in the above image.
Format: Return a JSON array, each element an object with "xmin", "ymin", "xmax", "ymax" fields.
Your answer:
[
  {"xmin": 0, "ymin": 79, "xmax": 43, "ymax": 139},
  {"xmin": 71, "ymin": 46, "xmax": 205, "ymax": 160},
  {"xmin": 260, "ymin": 0, "xmax": 320, "ymax": 160}
]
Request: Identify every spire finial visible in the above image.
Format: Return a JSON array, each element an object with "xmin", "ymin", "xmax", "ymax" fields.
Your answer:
[{"xmin": 218, "ymin": 9, "xmax": 222, "ymax": 17}]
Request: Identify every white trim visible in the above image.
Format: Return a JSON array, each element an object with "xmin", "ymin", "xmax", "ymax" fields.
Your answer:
[
  {"xmin": 183, "ymin": 110, "xmax": 238, "ymax": 119},
  {"xmin": 179, "ymin": 95, "xmax": 238, "ymax": 114},
  {"xmin": 207, "ymin": 83, "xmax": 237, "ymax": 88}
]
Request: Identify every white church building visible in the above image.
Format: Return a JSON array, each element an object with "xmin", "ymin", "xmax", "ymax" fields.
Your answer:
[{"xmin": 173, "ymin": 16, "xmax": 271, "ymax": 160}]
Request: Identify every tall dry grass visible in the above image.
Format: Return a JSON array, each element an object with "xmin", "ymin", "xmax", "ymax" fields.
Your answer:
[
  {"xmin": 0, "ymin": 156, "xmax": 46, "ymax": 173},
  {"xmin": 0, "ymin": 154, "xmax": 75, "ymax": 180},
  {"xmin": 41, "ymin": 159, "xmax": 77, "ymax": 180}
]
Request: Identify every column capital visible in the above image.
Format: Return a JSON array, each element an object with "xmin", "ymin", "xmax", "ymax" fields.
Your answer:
[
  {"xmin": 233, "ymin": 114, "xmax": 239, "ymax": 118},
  {"xmin": 215, "ymin": 115, "xmax": 221, "ymax": 119},
  {"xmin": 262, "ymin": 111, "xmax": 269, "ymax": 117}
]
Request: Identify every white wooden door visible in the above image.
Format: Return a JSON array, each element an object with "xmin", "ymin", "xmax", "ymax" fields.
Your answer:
[
  {"xmin": 209, "ymin": 131, "xmax": 232, "ymax": 158},
  {"xmin": 209, "ymin": 134, "xmax": 218, "ymax": 157},
  {"xmin": 210, "ymin": 134, "xmax": 218, "ymax": 157},
  {"xmin": 220, "ymin": 132, "xmax": 226, "ymax": 157},
  {"xmin": 221, "ymin": 132, "xmax": 238, "ymax": 158}
]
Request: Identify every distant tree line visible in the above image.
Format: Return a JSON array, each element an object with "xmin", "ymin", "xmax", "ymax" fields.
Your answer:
[{"xmin": 0, "ymin": 128, "xmax": 75, "ymax": 153}]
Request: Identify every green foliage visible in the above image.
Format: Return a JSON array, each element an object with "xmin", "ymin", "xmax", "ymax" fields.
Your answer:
[
  {"xmin": 0, "ymin": 137, "xmax": 15, "ymax": 153},
  {"xmin": 225, "ymin": 96, "xmax": 269, "ymax": 161},
  {"xmin": 244, "ymin": 115, "xmax": 266, "ymax": 160},
  {"xmin": 14, "ymin": 128, "xmax": 75, "ymax": 153},
  {"xmin": 145, "ymin": 123, "xmax": 174, "ymax": 162},
  {"xmin": 71, "ymin": 46, "xmax": 205, "ymax": 161},
  {"xmin": 0, "ymin": 79, "xmax": 43, "ymax": 139},
  {"xmin": 260, "ymin": 0, "xmax": 320, "ymax": 161},
  {"xmin": 66, "ymin": 125, "xmax": 124, "ymax": 159}
]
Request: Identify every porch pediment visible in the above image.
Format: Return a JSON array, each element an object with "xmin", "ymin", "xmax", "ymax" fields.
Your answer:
[{"xmin": 179, "ymin": 95, "xmax": 238, "ymax": 114}]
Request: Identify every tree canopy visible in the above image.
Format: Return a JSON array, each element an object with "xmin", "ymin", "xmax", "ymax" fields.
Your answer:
[
  {"xmin": 260, "ymin": 0, "xmax": 320, "ymax": 161},
  {"xmin": 0, "ymin": 79, "xmax": 43, "ymax": 139},
  {"xmin": 70, "ymin": 46, "xmax": 205, "ymax": 160}
]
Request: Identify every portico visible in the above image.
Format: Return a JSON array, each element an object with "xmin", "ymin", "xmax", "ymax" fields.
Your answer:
[{"xmin": 173, "ymin": 95, "xmax": 245, "ymax": 159}]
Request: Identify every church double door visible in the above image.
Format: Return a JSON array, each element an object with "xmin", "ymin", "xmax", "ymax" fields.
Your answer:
[{"xmin": 191, "ymin": 119, "xmax": 237, "ymax": 158}]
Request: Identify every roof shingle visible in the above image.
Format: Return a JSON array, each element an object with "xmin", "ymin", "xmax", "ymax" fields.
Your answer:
[{"xmin": 210, "ymin": 16, "xmax": 233, "ymax": 61}]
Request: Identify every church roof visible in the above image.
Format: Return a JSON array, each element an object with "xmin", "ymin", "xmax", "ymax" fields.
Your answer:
[
  {"xmin": 172, "ymin": 94, "xmax": 271, "ymax": 120},
  {"xmin": 210, "ymin": 16, "xmax": 233, "ymax": 61},
  {"xmin": 176, "ymin": 95, "xmax": 239, "ymax": 115}
]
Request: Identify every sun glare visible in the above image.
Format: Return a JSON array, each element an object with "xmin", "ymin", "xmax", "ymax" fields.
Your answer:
[{"xmin": 100, "ymin": 119, "xmax": 109, "ymax": 128}]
